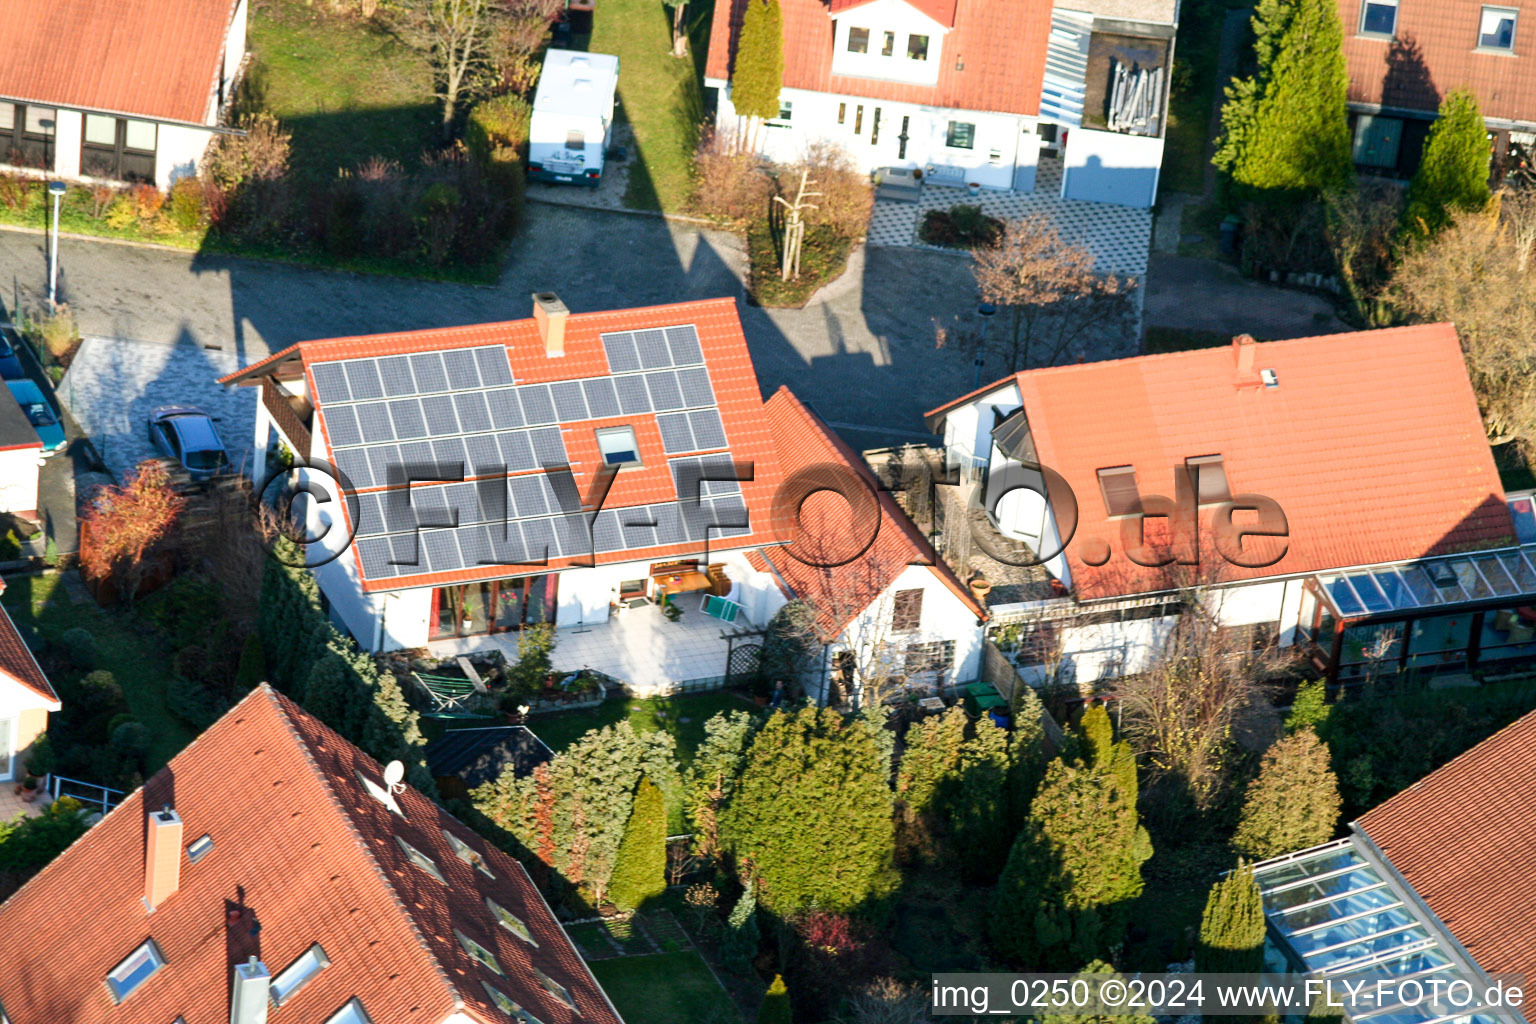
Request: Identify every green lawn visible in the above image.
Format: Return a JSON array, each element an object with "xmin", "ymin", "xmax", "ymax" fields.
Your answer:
[
  {"xmin": 248, "ymin": 0, "xmax": 438, "ymax": 181},
  {"xmin": 2, "ymin": 574, "xmax": 197, "ymax": 773},
  {"xmin": 589, "ymin": 951, "xmax": 744, "ymax": 1024},
  {"xmin": 587, "ymin": 0, "xmax": 712, "ymax": 212},
  {"xmin": 530, "ymin": 690, "xmax": 757, "ymax": 762}
]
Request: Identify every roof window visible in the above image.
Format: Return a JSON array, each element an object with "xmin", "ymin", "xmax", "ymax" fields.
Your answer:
[
  {"xmin": 395, "ymin": 836, "xmax": 446, "ymax": 884},
  {"xmin": 595, "ymin": 426, "xmax": 640, "ymax": 466},
  {"xmin": 534, "ymin": 967, "xmax": 579, "ymax": 1014},
  {"xmin": 271, "ymin": 943, "xmax": 331, "ymax": 1007},
  {"xmin": 1186, "ymin": 455, "xmax": 1231, "ymax": 505},
  {"xmin": 186, "ymin": 834, "xmax": 214, "ymax": 864},
  {"xmin": 487, "ymin": 898, "xmax": 539, "ymax": 946},
  {"xmin": 455, "ymin": 928, "xmax": 504, "ymax": 975},
  {"xmin": 106, "ymin": 940, "xmax": 166, "ymax": 1003},
  {"xmin": 1097, "ymin": 466, "xmax": 1140, "ymax": 517},
  {"xmin": 445, "ymin": 829, "xmax": 495, "ymax": 878},
  {"xmin": 325, "ymin": 999, "xmax": 374, "ymax": 1024}
]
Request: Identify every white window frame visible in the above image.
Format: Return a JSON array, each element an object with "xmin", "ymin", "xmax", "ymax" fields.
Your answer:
[
  {"xmin": 270, "ymin": 943, "xmax": 331, "ymax": 1007},
  {"xmin": 945, "ymin": 121, "xmax": 976, "ymax": 150},
  {"xmin": 595, "ymin": 425, "xmax": 641, "ymax": 466},
  {"xmin": 1478, "ymin": 5, "xmax": 1518, "ymax": 49},
  {"xmin": 847, "ymin": 26, "xmax": 870, "ymax": 52},
  {"xmin": 444, "ymin": 829, "xmax": 496, "ymax": 878},
  {"xmin": 1358, "ymin": 0, "xmax": 1398, "ymax": 37},
  {"xmin": 1186, "ymin": 454, "xmax": 1232, "ymax": 506},
  {"xmin": 186, "ymin": 833, "xmax": 215, "ymax": 864},
  {"xmin": 455, "ymin": 928, "xmax": 505, "ymax": 975},
  {"xmin": 395, "ymin": 836, "xmax": 446, "ymax": 883},
  {"xmin": 487, "ymin": 897, "xmax": 540, "ymax": 946},
  {"xmin": 325, "ymin": 998, "xmax": 374, "ymax": 1024},
  {"xmin": 534, "ymin": 967, "xmax": 578, "ymax": 1013},
  {"xmin": 106, "ymin": 940, "xmax": 167, "ymax": 1004}
]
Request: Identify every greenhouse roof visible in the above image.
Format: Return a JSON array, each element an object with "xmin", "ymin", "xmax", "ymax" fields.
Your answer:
[{"xmin": 1315, "ymin": 542, "xmax": 1536, "ymax": 620}]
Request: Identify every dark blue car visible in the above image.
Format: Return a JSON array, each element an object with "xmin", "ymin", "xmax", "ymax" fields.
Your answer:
[{"xmin": 0, "ymin": 329, "xmax": 26, "ymax": 380}]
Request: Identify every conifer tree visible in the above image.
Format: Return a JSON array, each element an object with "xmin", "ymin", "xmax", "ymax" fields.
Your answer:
[
  {"xmin": 1402, "ymin": 90, "xmax": 1491, "ymax": 239},
  {"xmin": 730, "ymin": 0, "xmax": 784, "ymax": 127},
  {"xmin": 758, "ymin": 975, "xmax": 792, "ymax": 1024},
  {"xmin": 897, "ymin": 706, "xmax": 969, "ymax": 819},
  {"xmin": 1041, "ymin": 962, "xmax": 1156, "ymax": 1024},
  {"xmin": 1007, "ymin": 685, "xmax": 1050, "ymax": 828},
  {"xmin": 1197, "ymin": 862, "xmax": 1266, "ymax": 975},
  {"xmin": 609, "ymin": 777, "xmax": 667, "ymax": 911},
  {"xmin": 685, "ymin": 711, "xmax": 758, "ymax": 857},
  {"xmin": 1233, "ymin": 728, "xmax": 1341, "ymax": 860},
  {"xmin": 719, "ymin": 706, "xmax": 896, "ymax": 914},
  {"xmin": 1214, "ymin": 0, "xmax": 1353, "ymax": 194},
  {"xmin": 952, "ymin": 719, "xmax": 1015, "ymax": 883}
]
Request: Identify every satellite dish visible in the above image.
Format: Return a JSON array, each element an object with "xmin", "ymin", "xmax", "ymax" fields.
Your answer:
[{"xmin": 383, "ymin": 760, "xmax": 405, "ymax": 789}]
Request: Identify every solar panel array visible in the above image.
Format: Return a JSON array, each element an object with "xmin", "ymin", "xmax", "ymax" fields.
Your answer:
[{"xmin": 307, "ymin": 329, "xmax": 753, "ymax": 579}]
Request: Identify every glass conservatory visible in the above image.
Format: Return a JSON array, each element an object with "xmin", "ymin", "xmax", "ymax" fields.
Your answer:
[{"xmin": 1254, "ymin": 839, "xmax": 1507, "ymax": 1024}]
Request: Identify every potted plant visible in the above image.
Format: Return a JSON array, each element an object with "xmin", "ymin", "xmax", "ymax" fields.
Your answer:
[
  {"xmin": 966, "ymin": 181, "xmax": 981, "ymax": 196},
  {"xmin": 663, "ymin": 602, "xmax": 683, "ymax": 623},
  {"xmin": 20, "ymin": 774, "xmax": 40, "ymax": 802}
]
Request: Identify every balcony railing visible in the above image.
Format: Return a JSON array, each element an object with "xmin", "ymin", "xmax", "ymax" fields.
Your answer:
[{"xmin": 262, "ymin": 376, "xmax": 313, "ymax": 457}]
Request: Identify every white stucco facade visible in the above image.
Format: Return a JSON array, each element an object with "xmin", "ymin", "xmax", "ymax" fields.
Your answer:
[{"xmin": 0, "ymin": 446, "xmax": 41, "ymax": 518}]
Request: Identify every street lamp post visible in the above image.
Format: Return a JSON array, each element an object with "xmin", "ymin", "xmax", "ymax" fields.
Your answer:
[
  {"xmin": 46, "ymin": 181, "xmax": 66, "ymax": 310},
  {"xmin": 973, "ymin": 302, "xmax": 997, "ymax": 388}
]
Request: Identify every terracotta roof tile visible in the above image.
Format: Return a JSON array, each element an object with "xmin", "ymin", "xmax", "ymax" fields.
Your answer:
[
  {"xmin": 943, "ymin": 325, "xmax": 1511, "ymax": 601},
  {"xmin": 705, "ymin": 0, "xmax": 1051, "ymax": 115},
  {"xmin": 762, "ymin": 386, "xmax": 987, "ymax": 634},
  {"xmin": 829, "ymin": 0, "xmax": 958, "ymax": 27},
  {"xmin": 1356, "ymin": 709, "xmax": 1536, "ymax": 981},
  {"xmin": 0, "ymin": 0, "xmax": 236, "ymax": 125},
  {"xmin": 1339, "ymin": 0, "xmax": 1536, "ymax": 123},
  {"xmin": 0, "ymin": 685, "xmax": 622, "ymax": 1024},
  {"xmin": 0, "ymin": 600, "xmax": 56, "ymax": 705}
]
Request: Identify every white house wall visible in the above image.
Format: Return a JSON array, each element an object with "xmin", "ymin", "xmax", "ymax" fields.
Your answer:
[
  {"xmin": 1060, "ymin": 126, "xmax": 1164, "ymax": 209},
  {"xmin": 154, "ymin": 123, "xmax": 216, "ymax": 187},
  {"xmin": 1057, "ymin": 613, "xmax": 1175, "ymax": 685},
  {"xmin": 1204, "ymin": 578, "xmax": 1305, "ymax": 646},
  {"xmin": 52, "ymin": 110, "xmax": 83, "ymax": 179},
  {"xmin": 223, "ymin": 0, "xmax": 249, "ymax": 109},
  {"xmin": 0, "ymin": 448, "xmax": 40, "ymax": 517},
  {"xmin": 839, "ymin": 563, "xmax": 985, "ymax": 694},
  {"xmin": 829, "ymin": 0, "xmax": 949, "ymax": 88}
]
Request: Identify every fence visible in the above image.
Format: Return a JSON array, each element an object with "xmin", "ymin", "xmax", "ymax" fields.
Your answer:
[
  {"xmin": 979, "ymin": 640, "xmax": 1067, "ymax": 752},
  {"xmin": 48, "ymin": 774, "xmax": 125, "ymax": 816}
]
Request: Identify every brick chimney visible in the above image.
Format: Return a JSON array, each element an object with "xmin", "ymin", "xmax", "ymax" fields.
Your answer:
[
  {"xmin": 1232, "ymin": 334, "xmax": 1261, "ymax": 388},
  {"xmin": 230, "ymin": 957, "xmax": 271, "ymax": 1024},
  {"xmin": 532, "ymin": 292, "xmax": 569, "ymax": 357},
  {"xmin": 145, "ymin": 806, "xmax": 183, "ymax": 911}
]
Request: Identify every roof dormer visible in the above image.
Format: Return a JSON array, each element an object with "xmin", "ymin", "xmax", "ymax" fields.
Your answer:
[{"xmin": 829, "ymin": 0, "xmax": 951, "ymax": 85}]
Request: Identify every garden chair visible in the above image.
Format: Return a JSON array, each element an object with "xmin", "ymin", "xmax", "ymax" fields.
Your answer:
[
  {"xmin": 411, "ymin": 671, "xmax": 492, "ymax": 718},
  {"xmin": 701, "ymin": 594, "xmax": 741, "ymax": 622}
]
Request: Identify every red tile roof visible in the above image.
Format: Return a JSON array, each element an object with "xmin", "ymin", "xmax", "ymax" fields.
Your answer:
[
  {"xmin": 704, "ymin": 0, "xmax": 1051, "ymax": 116},
  {"xmin": 928, "ymin": 325, "xmax": 1512, "ymax": 601},
  {"xmin": 0, "ymin": 0, "xmax": 237, "ymax": 125},
  {"xmin": 0, "ymin": 684, "xmax": 623, "ymax": 1024},
  {"xmin": 1356, "ymin": 708, "xmax": 1536, "ymax": 981},
  {"xmin": 0, "ymin": 601, "xmax": 57, "ymax": 705},
  {"xmin": 829, "ymin": 0, "xmax": 958, "ymax": 28},
  {"xmin": 222, "ymin": 298, "xmax": 786, "ymax": 593},
  {"xmin": 761, "ymin": 386, "xmax": 987, "ymax": 635},
  {"xmin": 1339, "ymin": 0, "xmax": 1536, "ymax": 124}
]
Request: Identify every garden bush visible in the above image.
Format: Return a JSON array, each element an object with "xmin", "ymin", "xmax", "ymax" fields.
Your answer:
[
  {"xmin": 168, "ymin": 176, "xmax": 208, "ymax": 231},
  {"xmin": 168, "ymin": 674, "xmax": 234, "ymax": 730},
  {"xmin": 747, "ymin": 220, "xmax": 852, "ymax": 308},
  {"xmin": 919, "ymin": 204, "xmax": 1004, "ymax": 249},
  {"xmin": 691, "ymin": 131, "xmax": 772, "ymax": 226},
  {"xmin": 784, "ymin": 142, "xmax": 873, "ymax": 240},
  {"xmin": 466, "ymin": 94, "xmax": 532, "ymax": 160}
]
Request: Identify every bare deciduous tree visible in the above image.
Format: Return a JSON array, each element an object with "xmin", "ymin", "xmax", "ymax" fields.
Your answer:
[
  {"xmin": 387, "ymin": 0, "xmax": 500, "ymax": 137},
  {"xmin": 1323, "ymin": 184, "xmax": 1402, "ymax": 324},
  {"xmin": 965, "ymin": 217, "xmax": 1133, "ymax": 372}
]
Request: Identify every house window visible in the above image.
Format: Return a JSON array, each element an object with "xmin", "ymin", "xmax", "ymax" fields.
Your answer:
[
  {"xmin": 905, "ymin": 639, "xmax": 955, "ymax": 674},
  {"xmin": 487, "ymin": 898, "xmax": 540, "ymax": 946},
  {"xmin": 0, "ymin": 103, "xmax": 53, "ymax": 170},
  {"xmin": 1353, "ymin": 114, "xmax": 1403, "ymax": 167},
  {"xmin": 534, "ymin": 967, "xmax": 579, "ymax": 1013},
  {"xmin": 847, "ymin": 26, "xmax": 870, "ymax": 52},
  {"xmin": 395, "ymin": 836, "xmax": 446, "ymax": 883},
  {"xmin": 1479, "ymin": 5, "xmax": 1517, "ymax": 48},
  {"xmin": 445, "ymin": 829, "xmax": 495, "ymax": 877},
  {"xmin": 186, "ymin": 833, "xmax": 215, "ymax": 864},
  {"xmin": 1359, "ymin": 0, "xmax": 1397, "ymax": 35},
  {"xmin": 455, "ymin": 928, "xmax": 504, "ymax": 975},
  {"xmin": 1186, "ymin": 455, "xmax": 1231, "ymax": 505},
  {"xmin": 80, "ymin": 115, "xmax": 157, "ymax": 183},
  {"xmin": 907, "ymin": 34, "xmax": 930, "ymax": 60},
  {"xmin": 1097, "ymin": 466, "xmax": 1141, "ymax": 517},
  {"xmin": 837, "ymin": 102, "xmax": 847, "ymax": 124},
  {"xmin": 870, "ymin": 107, "xmax": 882, "ymax": 145},
  {"xmin": 775, "ymin": 100, "xmax": 794, "ymax": 122},
  {"xmin": 271, "ymin": 944, "xmax": 331, "ymax": 1007},
  {"xmin": 325, "ymin": 999, "xmax": 374, "ymax": 1024},
  {"xmin": 946, "ymin": 121, "xmax": 975, "ymax": 149},
  {"xmin": 482, "ymin": 981, "xmax": 529, "ymax": 1019},
  {"xmin": 854, "ymin": 105, "xmax": 865, "ymax": 134},
  {"xmin": 566, "ymin": 129, "xmax": 585, "ymax": 150},
  {"xmin": 595, "ymin": 426, "xmax": 640, "ymax": 465},
  {"xmin": 881, "ymin": 30, "xmax": 896, "ymax": 55},
  {"xmin": 106, "ymin": 940, "xmax": 166, "ymax": 1003},
  {"xmin": 891, "ymin": 588, "xmax": 923, "ymax": 632}
]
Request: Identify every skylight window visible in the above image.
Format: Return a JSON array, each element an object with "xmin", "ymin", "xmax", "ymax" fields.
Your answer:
[
  {"xmin": 455, "ymin": 929, "xmax": 504, "ymax": 975},
  {"xmin": 271, "ymin": 943, "xmax": 331, "ymax": 1007},
  {"xmin": 325, "ymin": 998, "xmax": 374, "ymax": 1024},
  {"xmin": 445, "ymin": 829, "xmax": 495, "ymax": 878},
  {"xmin": 1478, "ymin": 5, "xmax": 1517, "ymax": 49},
  {"xmin": 1186, "ymin": 455, "xmax": 1231, "ymax": 505},
  {"xmin": 1097, "ymin": 466, "xmax": 1141, "ymax": 517},
  {"xmin": 186, "ymin": 834, "xmax": 214, "ymax": 864},
  {"xmin": 534, "ymin": 967, "xmax": 579, "ymax": 1014},
  {"xmin": 395, "ymin": 836, "xmax": 446, "ymax": 883},
  {"xmin": 106, "ymin": 940, "xmax": 166, "ymax": 1003},
  {"xmin": 483, "ymin": 981, "xmax": 546, "ymax": 1022},
  {"xmin": 595, "ymin": 426, "xmax": 640, "ymax": 466},
  {"xmin": 487, "ymin": 898, "xmax": 539, "ymax": 946}
]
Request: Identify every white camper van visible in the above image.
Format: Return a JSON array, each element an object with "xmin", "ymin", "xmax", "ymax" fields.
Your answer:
[{"xmin": 528, "ymin": 50, "xmax": 619, "ymax": 186}]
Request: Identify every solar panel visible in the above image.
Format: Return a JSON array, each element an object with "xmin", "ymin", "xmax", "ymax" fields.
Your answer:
[
  {"xmin": 485, "ymin": 388, "xmax": 523, "ymax": 429},
  {"xmin": 431, "ymin": 438, "xmax": 467, "ymax": 474},
  {"xmin": 529, "ymin": 426, "xmax": 567, "ymax": 466},
  {"xmin": 665, "ymin": 325, "xmax": 704, "ymax": 366},
  {"xmin": 582, "ymin": 378, "xmax": 620, "ymax": 419},
  {"xmin": 656, "ymin": 412, "xmax": 694, "ymax": 453},
  {"xmin": 509, "ymin": 476, "xmax": 549, "ymax": 518},
  {"xmin": 550, "ymin": 381, "xmax": 588, "ymax": 421},
  {"xmin": 378, "ymin": 356, "xmax": 416, "ymax": 397},
  {"xmin": 383, "ymin": 491, "xmax": 419, "ymax": 534},
  {"xmin": 454, "ymin": 392, "xmax": 494, "ymax": 434},
  {"xmin": 367, "ymin": 446, "xmax": 403, "ymax": 486},
  {"xmin": 652, "ymin": 502, "xmax": 687, "ymax": 546},
  {"xmin": 602, "ymin": 332, "xmax": 641, "ymax": 373},
  {"xmin": 486, "ymin": 521, "xmax": 528, "ymax": 565},
  {"xmin": 398, "ymin": 441, "xmax": 437, "ymax": 476},
  {"xmin": 670, "ymin": 457, "xmax": 706, "ymax": 502},
  {"xmin": 323, "ymin": 406, "xmax": 362, "ymax": 448},
  {"xmin": 422, "ymin": 530, "xmax": 463, "ymax": 572},
  {"xmin": 345, "ymin": 361, "xmax": 385, "ymax": 400},
  {"xmin": 615, "ymin": 377, "xmax": 651, "ymax": 415},
  {"xmin": 645, "ymin": 371, "xmax": 684, "ymax": 411},
  {"xmin": 498, "ymin": 431, "xmax": 536, "ymax": 472},
  {"xmin": 518, "ymin": 385, "xmax": 556, "ymax": 425},
  {"xmin": 699, "ymin": 454, "xmax": 743, "ymax": 495},
  {"xmin": 465, "ymin": 435, "xmax": 502, "ymax": 476},
  {"xmin": 675, "ymin": 367, "xmax": 714, "ymax": 408},
  {"xmin": 355, "ymin": 403, "xmax": 395, "ymax": 444},
  {"xmin": 311, "ymin": 363, "xmax": 350, "ymax": 404},
  {"xmin": 475, "ymin": 347, "xmax": 514, "ymax": 386},
  {"xmin": 357, "ymin": 538, "xmax": 395, "ymax": 578},
  {"xmin": 414, "ymin": 487, "xmax": 456, "ymax": 530},
  {"xmin": 713, "ymin": 495, "xmax": 751, "ymax": 535},
  {"xmin": 688, "ymin": 409, "xmax": 727, "ymax": 450},
  {"xmin": 410, "ymin": 353, "xmax": 449, "ymax": 394},
  {"xmin": 457, "ymin": 525, "xmax": 495, "ymax": 567},
  {"xmin": 618, "ymin": 507, "xmax": 659, "ymax": 550},
  {"xmin": 553, "ymin": 514, "xmax": 590, "ymax": 557},
  {"xmin": 389, "ymin": 399, "xmax": 428, "ymax": 441},
  {"xmin": 444, "ymin": 483, "xmax": 480, "ymax": 524},
  {"xmin": 682, "ymin": 499, "xmax": 713, "ymax": 541},
  {"xmin": 476, "ymin": 477, "xmax": 508, "ymax": 525},
  {"xmin": 591, "ymin": 510, "xmax": 624, "ymax": 553},
  {"xmin": 333, "ymin": 449, "xmax": 373, "ymax": 490},
  {"xmin": 522, "ymin": 519, "xmax": 557, "ymax": 562},
  {"xmin": 442, "ymin": 350, "xmax": 482, "ymax": 391},
  {"xmin": 546, "ymin": 469, "xmax": 582, "ymax": 513},
  {"xmin": 634, "ymin": 329, "xmax": 671, "ymax": 369},
  {"xmin": 420, "ymin": 395, "xmax": 459, "ymax": 437},
  {"xmin": 354, "ymin": 493, "xmax": 385, "ymax": 536}
]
